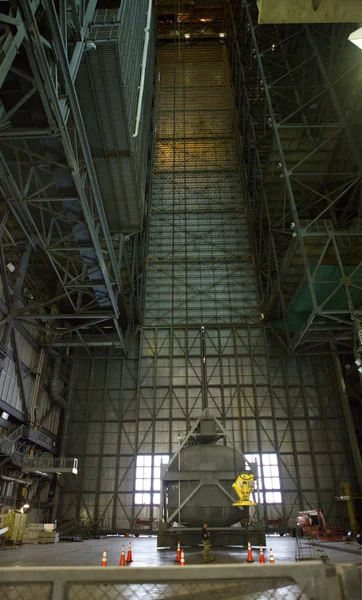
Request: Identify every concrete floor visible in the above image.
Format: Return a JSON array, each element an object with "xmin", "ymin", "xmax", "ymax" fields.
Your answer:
[{"xmin": 0, "ymin": 535, "xmax": 361, "ymax": 567}]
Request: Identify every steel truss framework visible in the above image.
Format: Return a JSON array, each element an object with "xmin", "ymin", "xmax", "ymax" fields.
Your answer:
[
  {"xmin": 0, "ymin": 1, "xmax": 147, "ymax": 356},
  {"xmin": 145, "ymin": 44, "xmax": 259, "ymax": 326},
  {"xmin": 59, "ymin": 40, "xmax": 361, "ymax": 533},
  {"xmin": 227, "ymin": 1, "xmax": 362, "ymax": 353},
  {"xmin": 60, "ymin": 326, "xmax": 359, "ymax": 533}
]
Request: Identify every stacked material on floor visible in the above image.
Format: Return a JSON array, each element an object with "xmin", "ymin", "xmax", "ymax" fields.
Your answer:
[
  {"xmin": 22, "ymin": 523, "xmax": 42, "ymax": 544},
  {"xmin": 38, "ymin": 523, "xmax": 58, "ymax": 544}
]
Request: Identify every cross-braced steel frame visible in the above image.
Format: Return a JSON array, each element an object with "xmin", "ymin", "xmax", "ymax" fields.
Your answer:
[
  {"xmin": 227, "ymin": 1, "xmax": 362, "ymax": 354},
  {"xmin": 0, "ymin": 1, "xmax": 147, "ymax": 357}
]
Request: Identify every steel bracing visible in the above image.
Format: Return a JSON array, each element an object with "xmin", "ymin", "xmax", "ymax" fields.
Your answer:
[
  {"xmin": 145, "ymin": 44, "xmax": 259, "ymax": 326},
  {"xmin": 59, "ymin": 38, "xmax": 361, "ymax": 534},
  {"xmin": 0, "ymin": 0, "xmax": 154, "ymax": 515},
  {"xmin": 60, "ymin": 326, "xmax": 360, "ymax": 533},
  {"xmin": 2, "ymin": 2, "xmax": 361, "ymax": 533},
  {"xmin": 0, "ymin": 1, "xmax": 150, "ymax": 356},
  {"xmin": 227, "ymin": 1, "xmax": 362, "ymax": 353}
]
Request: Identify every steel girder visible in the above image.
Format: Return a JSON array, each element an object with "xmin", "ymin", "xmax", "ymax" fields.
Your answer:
[
  {"xmin": 227, "ymin": 1, "xmax": 362, "ymax": 353},
  {"xmin": 0, "ymin": 1, "xmax": 146, "ymax": 355}
]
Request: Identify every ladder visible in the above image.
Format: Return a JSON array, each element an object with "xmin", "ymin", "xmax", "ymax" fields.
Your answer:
[{"xmin": 295, "ymin": 531, "xmax": 329, "ymax": 563}]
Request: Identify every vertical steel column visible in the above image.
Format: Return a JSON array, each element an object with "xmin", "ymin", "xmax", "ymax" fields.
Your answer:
[
  {"xmin": 112, "ymin": 357, "xmax": 125, "ymax": 531},
  {"xmin": 331, "ymin": 347, "xmax": 362, "ymax": 489},
  {"xmin": 263, "ymin": 329, "xmax": 288, "ymax": 528},
  {"xmin": 130, "ymin": 331, "xmax": 143, "ymax": 529},
  {"xmin": 75, "ymin": 353, "xmax": 95, "ymax": 528},
  {"xmin": 169, "ymin": 327, "xmax": 174, "ymax": 455},
  {"xmin": 150, "ymin": 328, "xmax": 158, "ymax": 530},
  {"xmin": 296, "ymin": 358, "xmax": 323, "ymax": 511},
  {"xmin": 93, "ymin": 352, "xmax": 110, "ymax": 530},
  {"xmin": 280, "ymin": 360, "xmax": 305, "ymax": 513},
  {"xmin": 201, "ymin": 326, "xmax": 208, "ymax": 409}
]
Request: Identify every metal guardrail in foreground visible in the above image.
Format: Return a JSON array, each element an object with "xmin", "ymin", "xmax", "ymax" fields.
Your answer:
[{"xmin": 0, "ymin": 563, "xmax": 360, "ymax": 600}]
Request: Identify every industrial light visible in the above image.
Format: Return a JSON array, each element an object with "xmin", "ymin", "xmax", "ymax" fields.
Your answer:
[
  {"xmin": 6, "ymin": 262, "xmax": 15, "ymax": 273},
  {"xmin": 1, "ymin": 411, "xmax": 9, "ymax": 420},
  {"xmin": 184, "ymin": 33, "xmax": 190, "ymax": 39},
  {"xmin": 358, "ymin": 366, "xmax": 362, "ymax": 375},
  {"xmin": 23, "ymin": 504, "xmax": 30, "ymax": 509},
  {"xmin": 348, "ymin": 27, "xmax": 362, "ymax": 50},
  {"xmin": 355, "ymin": 358, "xmax": 362, "ymax": 366},
  {"xmin": 219, "ymin": 33, "xmax": 226, "ymax": 38}
]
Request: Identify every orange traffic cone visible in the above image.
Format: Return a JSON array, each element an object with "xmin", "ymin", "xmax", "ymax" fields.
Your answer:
[
  {"xmin": 119, "ymin": 544, "xmax": 126, "ymax": 566},
  {"xmin": 180, "ymin": 548, "xmax": 185, "ymax": 566},
  {"xmin": 101, "ymin": 548, "xmax": 107, "ymax": 567},
  {"xmin": 269, "ymin": 548, "xmax": 275, "ymax": 563},
  {"xmin": 259, "ymin": 545, "xmax": 265, "ymax": 564},
  {"xmin": 126, "ymin": 541, "xmax": 133, "ymax": 563},
  {"xmin": 175, "ymin": 541, "xmax": 181, "ymax": 562},
  {"xmin": 246, "ymin": 540, "xmax": 254, "ymax": 563}
]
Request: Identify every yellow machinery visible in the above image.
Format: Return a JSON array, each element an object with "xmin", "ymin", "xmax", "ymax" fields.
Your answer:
[
  {"xmin": 340, "ymin": 482, "xmax": 359, "ymax": 534},
  {"xmin": 232, "ymin": 473, "xmax": 257, "ymax": 506}
]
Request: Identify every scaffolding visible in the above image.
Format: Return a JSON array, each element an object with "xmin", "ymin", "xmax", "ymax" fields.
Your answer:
[
  {"xmin": 145, "ymin": 44, "xmax": 259, "ymax": 327},
  {"xmin": 227, "ymin": 1, "xmax": 362, "ymax": 353}
]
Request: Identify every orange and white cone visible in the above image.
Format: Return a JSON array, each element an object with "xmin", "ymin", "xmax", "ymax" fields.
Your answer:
[
  {"xmin": 180, "ymin": 548, "xmax": 185, "ymax": 566},
  {"xmin": 119, "ymin": 544, "xmax": 126, "ymax": 566},
  {"xmin": 259, "ymin": 545, "xmax": 265, "ymax": 564},
  {"xmin": 101, "ymin": 548, "xmax": 107, "ymax": 567},
  {"xmin": 175, "ymin": 541, "xmax": 181, "ymax": 562},
  {"xmin": 126, "ymin": 541, "xmax": 133, "ymax": 563},
  {"xmin": 246, "ymin": 540, "xmax": 254, "ymax": 563},
  {"xmin": 269, "ymin": 548, "xmax": 275, "ymax": 563}
]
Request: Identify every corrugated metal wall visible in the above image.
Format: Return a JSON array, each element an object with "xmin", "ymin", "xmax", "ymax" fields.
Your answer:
[
  {"xmin": 0, "ymin": 327, "xmax": 60, "ymax": 436},
  {"xmin": 59, "ymin": 42, "xmax": 356, "ymax": 532},
  {"xmin": 76, "ymin": 1, "xmax": 155, "ymax": 232}
]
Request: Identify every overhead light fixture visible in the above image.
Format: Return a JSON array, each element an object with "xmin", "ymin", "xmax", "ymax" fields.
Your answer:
[
  {"xmin": 358, "ymin": 366, "xmax": 362, "ymax": 375},
  {"xmin": 219, "ymin": 33, "xmax": 226, "ymax": 38},
  {"xmin": 23, "ymin": 504, "xmax": 30, "ymax": 509},
  {"xmin": 1, "ymin": 411, "xmax": 9, "ymax": 420},
  {"xmin": 355, "ymin": 358, "xmax": 362, "ymax": 367},
  {"xmin": 184, "ymin": 33, "xmax": 190, "ymax": 39},
  {"xmin": 348, "ymin": 27, "xmax": 362, "ymax": 50},
  {"xmin": 6, "ymin": 263, "xmax": 15, "ymax": 273}
]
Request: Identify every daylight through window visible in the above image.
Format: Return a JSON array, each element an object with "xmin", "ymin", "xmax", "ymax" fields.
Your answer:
[
  {"xmin": 135, "ymin": 455, "xmax": 169, "ymax": 505},
  {"xmin": 245, "ymin": 453, "xmax": 282, "ymax": 504}
]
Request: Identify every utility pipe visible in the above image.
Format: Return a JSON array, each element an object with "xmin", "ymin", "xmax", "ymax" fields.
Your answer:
[
  {"xmin": 30, "ymin": 348, "xmax": 45, "ymax": 428},
  {"xmin": 1, "ymin": 475, "xmax": 31, "ymax": 486},
  {"xmin": 49, "ymin": 357, "xmax": 68, "ymax": 409},
  {"xmin": 133, "ymin": 0, "xmax": 153, "ymax": 138},
  {"xmin": 51, "ymin": 361, "xmax": 76, "ymax": 521}
]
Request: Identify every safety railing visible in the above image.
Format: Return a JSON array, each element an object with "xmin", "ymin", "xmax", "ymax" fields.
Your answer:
[
  {"xmin": 22, "ymin": 456, "xmax": 78, "ymax": 474},
  {"xmin": 0, "ymin": 563, "xmax": 360, "ymax": 600},
  {"xmin": 0, "ymin": 424, "xmax": 28, "ymax": 456}
]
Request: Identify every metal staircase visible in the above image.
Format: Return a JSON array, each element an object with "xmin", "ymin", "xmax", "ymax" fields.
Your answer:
[{"xmin": 0, "ymin": 425, "xmax": 78, "ymax": 474}]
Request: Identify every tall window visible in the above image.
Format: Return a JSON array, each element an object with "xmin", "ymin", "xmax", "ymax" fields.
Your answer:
[
  {"xmin": 245, "ymin": 453, "xmax": 282, "ymax": 504},
  {"xmin": 135, "ymin": 455, "xmax": 169, "ymax": 505}
]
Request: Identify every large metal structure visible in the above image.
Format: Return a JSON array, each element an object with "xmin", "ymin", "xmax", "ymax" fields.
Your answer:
[
  {"xmin": 158, "ymin": 410, "xmax": 265, "ymax": 547},
  {"xmin": 59, "ymin": 35, "xmax": 360, "ymax": 535},
  {"xmin": 1, "ymin": 0, "xmax": 361, "ymax": 534},
  {"xmin": 0, "ymin": 0, "xmax": 154, "ymax": 517},
  {"xmin": 227, "ymin": 1, "xmax": 362, "ymax": 354}
]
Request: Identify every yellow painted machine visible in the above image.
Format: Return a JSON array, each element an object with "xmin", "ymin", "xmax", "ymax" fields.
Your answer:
[{"xmin": 232, "ymin": 473, "xmax": 257, "ymax": 506}]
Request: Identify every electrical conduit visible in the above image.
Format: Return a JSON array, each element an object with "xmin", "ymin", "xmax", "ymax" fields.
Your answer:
[{"xmin": 133, "ymin": 0, "xmax": 153, "ymax": 138}]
